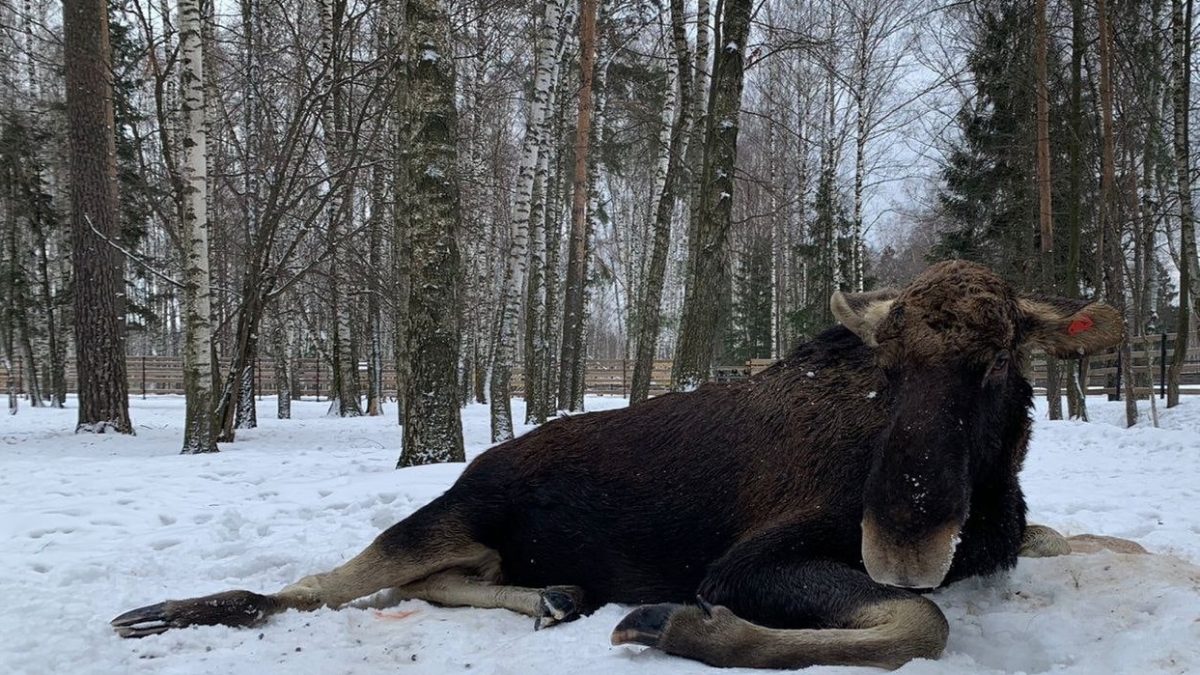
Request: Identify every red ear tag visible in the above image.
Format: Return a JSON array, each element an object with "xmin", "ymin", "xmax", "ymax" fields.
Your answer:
[{"xmin": 1067, "ymin": 315, "xmax": 1094, "ymax": 335}]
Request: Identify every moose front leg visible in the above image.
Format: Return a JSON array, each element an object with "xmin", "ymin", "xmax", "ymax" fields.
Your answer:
[
  {"xmin": 612, "ymin": 559, "xmax": 945, "ymax": 670},
  {"xmin": 612, "ymin": 521, "xmax": 949, "ymax": 672},
  {"xmin": 1020, "ymin": 523, "xmax": 1073, "ymax": 557}
]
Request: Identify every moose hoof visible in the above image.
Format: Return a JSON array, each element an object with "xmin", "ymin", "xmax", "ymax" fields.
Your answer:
[
  {"xmin": 1020, "ymin": 524, "xmax": 1072, "ymax": 558},
  {"xmin": 111, "ymin": 590, "xmax": 277, "ymax": 638},
  {"xmin": 611, "ymin": 603, "xmax": 680, "ymax": 647},
  {"xmin": 534, "ymin": 585, "xmax": 585, "ymax": 630}
]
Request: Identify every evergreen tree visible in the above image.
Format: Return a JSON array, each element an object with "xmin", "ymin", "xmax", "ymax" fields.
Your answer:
[
  {"xmin": 933, "ymin": 0, "xmax": 1093, "ymax": 292},
  {"xmin": 933, "ymin": 2, "xmax": 1039, "ymax": 283},
  {"xmin": 726, "ymin": 233, "xmax": 773, "ymax": 361}
]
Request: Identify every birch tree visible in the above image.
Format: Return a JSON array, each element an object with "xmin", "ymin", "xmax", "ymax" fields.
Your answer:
[
  {"xmin": 523, "ymin": 13, "xmax": 570, "ymax": 426},
  {"xmin": 490, "ymin": 0, "xmax": 564, "ymax": 442},
  {"xmin": 177, "ymin": 0, "xmax": 217, "ymax": 454},
  {"xmin": 671, "ymin": 0, "xmax": 752, "ymax": 390},
  {"xmin": 321, "ymin": 0, "xmax": 362, "ymax": 417},
  {"xmin": 397, "ymin": 0, "xmax": 465, "ymax": 466},
  {"xmin": 630, "ymin": 0, "xmax": 690, "ymax": 405}
]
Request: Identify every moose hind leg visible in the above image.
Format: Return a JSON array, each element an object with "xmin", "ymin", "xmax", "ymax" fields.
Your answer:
[
  {"xmin": 112, "ymin": 496, "xmax": 493, "ymax": 637},
  {"xmin": 393, "ymin": 571, "xmax": 587, "ymax": 629},
  {"xmin": 613, "ymin": 558, "xmax": 948, "ymax": 670}
]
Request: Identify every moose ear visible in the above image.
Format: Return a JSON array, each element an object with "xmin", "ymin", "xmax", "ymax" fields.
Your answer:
[
  {"xmin": 831, "ymin": 288, "xmax": 899, "ymax": 347},
  {"xmin": 1017, "ymin": 296, "xmax": 1124, "ymax": 358}
]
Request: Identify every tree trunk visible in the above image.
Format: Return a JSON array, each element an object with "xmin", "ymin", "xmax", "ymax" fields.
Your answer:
[
  {"xmin": 1064, "ymin": 0, "xmax": 1087, "ymax": 420},
  {"xmin": 177, "ymin": 0, "xmax": 217, "ymax": 453},
  {"xmin": 572, "ymin": 10, "xmax": 611, "ymax": 411},
  {"xmin": 397, "ymin": 0, "xmax": 465, "ymax": 466},
  {"xmin": 541, "ymin": 96, "xmax": 568, "ymax": 414},
  {"xmin": 320, "ymin": 0, "xmax": 362, "ymax": 418},
  {"xmin": 491, "ymin": 0, "xmax": 564, "ymax": 440},
  {"xmin": 1168, "ymin": 0, "xmax": 1196, "ymax": 408},
  {"xmin": 557, "ymin": 0, "xmax": 599, "ymax": 411},
  {"xmin": 270, "ymin": 312, "xmax": 292, "ymax": 419},
  {"xmin": 1034, "ymin": 0, "xmax": 1062, "ymax": 420},
  {"xmin": 367, "ymin": 162, "xmax": 386, "ymax": 417},
  {"xmin": 630, "ymin": 0, "xmax": 690, "ymax": 405},
  {"xmin": 681, "ymin": 0, "xmax": 711, "ymax": 257},
  {"xmin": 63, "ymin": 0, "xmax": 133, "ymax": 434},
  {"xmin": 671, "ymin": 0, "xmax": 752, "ymax": 391},
  {"xmin": 235, "ymin": 0, "xmax": 262, "ymax": 431},
  {"xmin": 1097, "ymin": 0, "xmax": 1138, "ymax": 427}
]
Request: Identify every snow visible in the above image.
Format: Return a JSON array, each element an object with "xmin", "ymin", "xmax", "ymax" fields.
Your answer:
[{"xmin": 2, "ymin": 395, "xmax": 1199, "ymax": 675}]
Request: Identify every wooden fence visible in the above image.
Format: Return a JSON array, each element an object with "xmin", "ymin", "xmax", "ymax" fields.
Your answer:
[
  {"xmin": 3, "ymin": 333, "xmax": 1197, "ymax": 400},
  {"xmin": 1028, "ymin": 333, "xmax": 1200, "ymax": 397}
]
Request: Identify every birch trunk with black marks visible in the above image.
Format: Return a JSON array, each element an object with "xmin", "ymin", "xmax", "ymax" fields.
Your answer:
[
  {"xmin": 681, "ymin": 0, "xmax": 711, "ymax": 263},
  {"xmin": 490, "ymin": 0, "xmax": 564, "ymax": 441},
  {"xmin": 178, "ymin": 0, "xmax": 217, "ymax": 453},
  {"xmin": 63, "ymin": 0, "xmax": 133, "ymax": 434},
  {"xmin": 233, "ymin": 0, "xmax": 261, "ymax": 432},
  {"xmin": 270, "ymin": 313, "xmax": 292, "ymax": 419},
  {"xmin": 321, "ymin": 0, "xmax": 362, "ymax": 417},
  {"xmin": 366, "ymin": 5, "xmax": 391, "ymax": 418},
  {"xmin": 397, "ymin": 0, "xmax": 465, "ymax": 466},
  {"xmin": 630, "ymin": 0, "xmax": 689, "ymax": 405},
  {"xmin": 671, "ymin": 0, "xmax": 751, "ymax": 391},
  {"xmin": 541, "ymin": 69, "xmax": 570, "ymax": 413},
  {"xmin": 850, "ymin": 22, "xmax": 867, "ymax": 294}
]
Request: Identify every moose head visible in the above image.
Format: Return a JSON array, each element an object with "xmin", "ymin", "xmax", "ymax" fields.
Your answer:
[{"xmin": 832, "ymin": 260, "xmax": 1123, "ymax": 588}]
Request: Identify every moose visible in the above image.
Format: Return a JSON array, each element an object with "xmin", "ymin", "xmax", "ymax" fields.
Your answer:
[{"xmin": 113, "ymin": 260, "xmax": 1128, "ymax": 669}]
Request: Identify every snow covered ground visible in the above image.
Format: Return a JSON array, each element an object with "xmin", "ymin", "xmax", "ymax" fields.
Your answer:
[{"xmin": 1, "ymin": 394, "xmax": 1198, "ymax": 675}]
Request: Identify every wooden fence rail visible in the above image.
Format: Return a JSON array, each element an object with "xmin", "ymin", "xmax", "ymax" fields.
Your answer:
[{"xmin": 3, "ymin": 334, "xmax": 1198, "ymax": 400}]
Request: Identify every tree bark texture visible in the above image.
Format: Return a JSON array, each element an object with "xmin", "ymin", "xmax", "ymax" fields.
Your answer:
[
  {"xmin": 63, "ymin": 0, "xmax": 133, "ymax": 434},
  {"xmin": 671, "ymin": 0, "xmax": 751, "ymax": 391},
  {"xmin": 1097, "ymin": 0, "xmax": 1138, "ymax": 426},
  {"xmin": 1034, "ymin": 0, "xmax": 1061, "ymax": 420},
  {"xmin": 490, "ymin": 0, "xmax": 564, "ymax": 441},
  {"xmin": 321, "ymin": 0, "xmax": 363, "ymax": 417},
  {"xmin": 557, "ymin": 0, "xmax": 599, "ymax": 412},
  {"xmin": 178, "ymin": 0, "xmax": 218, "ymax": 453},
  {"xmin": 1168, "ymin": 0, "xmax": 1196, "ymax": 408},
  {"xmin": 397, "ymin": 0, "xmax": 465, "ymax": 466},
  {"xmin": 630, "ymin": 0, "xmax": 690, "ymax": 405}
]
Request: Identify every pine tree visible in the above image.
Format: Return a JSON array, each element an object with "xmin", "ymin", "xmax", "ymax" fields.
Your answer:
[{"xmin": 63, "ymin": 0, "xmax": 133, "ymax": 434}]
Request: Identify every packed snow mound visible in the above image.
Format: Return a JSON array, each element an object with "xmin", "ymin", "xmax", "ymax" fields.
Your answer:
[{"xmin": 1, "ymin": 395, "xmax": 1198, "ymax": 674}]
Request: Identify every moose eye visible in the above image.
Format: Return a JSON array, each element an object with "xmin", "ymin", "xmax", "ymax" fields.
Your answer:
[{"xmin": 991, "ymin": 351, "xmax": 1010, "ymax": 374}]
